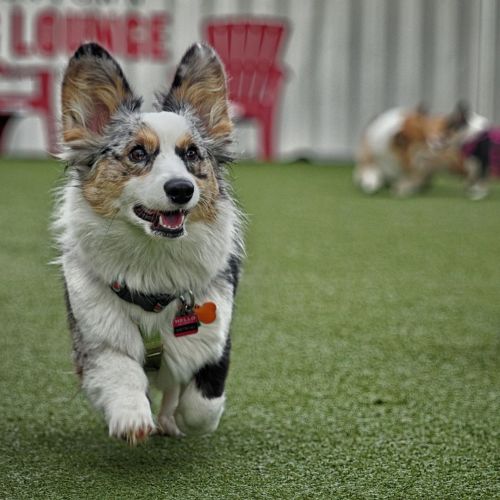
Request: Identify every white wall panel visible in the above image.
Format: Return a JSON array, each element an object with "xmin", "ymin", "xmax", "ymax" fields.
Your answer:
[
  {"xmin": 433, "ymin": 0, "xmax": 459, "ymax": 110},
  {"xmin": 359, "ymin": 0, "xmax": 387, "ymax": 124},
  {"xmin": 395, "ymin": 0, "xmax": 422, "ymax": 107},
  {"xmin": 477, "ymin": 0, "xmax": 497, "ymax": 117}
]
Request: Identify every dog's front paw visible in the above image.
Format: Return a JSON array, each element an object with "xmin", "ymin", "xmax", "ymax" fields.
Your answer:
[
  {"xmin": 107, "ymin": 397, "xmax": 155, "ymax": 445},
  {"xmin": 157, "ymin": 414, "xmax": 185, "ymax": 438}
]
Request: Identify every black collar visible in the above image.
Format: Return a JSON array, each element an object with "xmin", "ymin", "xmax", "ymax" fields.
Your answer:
[{"xmin": 111, "ymin": 280, "xmax": 176, "ymax": 313}]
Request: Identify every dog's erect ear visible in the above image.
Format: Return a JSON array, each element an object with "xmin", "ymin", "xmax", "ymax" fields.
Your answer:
[
  {"xmin": 159, "ymin": 43, "xmax": 232, "ymax": 139},
  {"xmin": 454, "ymin": 100, "xmax": 470, "ymax": 118},
  {"xmin": 446, "ymin": 100, "xmax": 470, "ymax": 131},
  {"xmin": 415, "ymin": 102, "xmax": 429, "ymax": 116},
  {"xmin": 61, "ymin": 43, "xmax": 140, "ymax": 143}
]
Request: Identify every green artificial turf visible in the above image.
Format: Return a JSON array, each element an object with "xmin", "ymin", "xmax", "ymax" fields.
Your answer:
[{"xmin": 0, "ymin": 159, "xmax": 499, "ymax": 499}]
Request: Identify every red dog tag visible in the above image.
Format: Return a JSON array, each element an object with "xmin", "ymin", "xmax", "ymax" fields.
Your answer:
[{"xmin": 173, "ymin": 312, "xmax": 199, "ymax": 337}]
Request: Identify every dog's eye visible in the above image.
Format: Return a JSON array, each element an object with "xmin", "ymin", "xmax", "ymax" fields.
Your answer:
[
  {"xmin": 129, "ymin": 146, "xmax": 148, "ymax": 163},
  {"xmin": 185, "ymin": 146, "xmax": 200, "ymax": 162}
]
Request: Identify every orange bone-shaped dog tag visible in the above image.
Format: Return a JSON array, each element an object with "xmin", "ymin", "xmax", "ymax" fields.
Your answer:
[{"xmin": 194, "ymin": 302, "xmax": 217, "ymax": 324}]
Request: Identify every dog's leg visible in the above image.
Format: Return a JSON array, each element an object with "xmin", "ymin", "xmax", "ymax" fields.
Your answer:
[
  {"xmin": 174, "ymin": 337, "xmax": 230, "ymax": 436},
  {"xmin": 82, "ymin": 349, "xmax": 155, "ymax": 445},
  {"xmin": 392, "ymin": 175, "xmax": 421, "ymax": 197},
  {"xmin": 354, "ymin": 138, "xmax": 384, "ymax": 194},
  {"xmin": 153, "ymin": 361, "xmax": 183, "ymax": 437},
  {"xmin": 466, "ymin": 134, "xmax": 491, "ymax": 200},
  {"xmin": 64, "ymin": 279, "xmax": 154, "ymax": 445},
  {"xmin": 354, "ymin": 165, "xmax": 385, "ymax": 194},
  {"xmin": 174, "ymin": 381, "xmax": 226, "ymax": 436},
  {"xmin": 157, "ymin": 383, "xmax": 184, "ymax": 437}
]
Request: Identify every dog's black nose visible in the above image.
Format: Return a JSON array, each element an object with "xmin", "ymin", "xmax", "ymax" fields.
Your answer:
[{"xmin": 164, "ymin": 178, "xmax": 194, "ymax": 205}]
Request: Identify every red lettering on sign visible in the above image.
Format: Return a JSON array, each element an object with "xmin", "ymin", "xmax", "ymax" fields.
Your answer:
[
  {"xmin": 66, "ymin": 14, "xmax": 85, "ymax": 54},
  {"xmin": 94, "ymin": 16, "xmax": 115, "ymax": 53},
  {"xmin": 150, "ymin": 13, "xmax": 169, "ymax": 61},
  {"xmin": 8, "ymin": 6, "xmax": 170, "ymax": 61},
  {"xmin": 126, "ymin": 13, "xmax": 141, "ymax": 58},
  {"xmin": 11, "ymin": 7, "xmax": 30, "ymax": 57},
  {"xmin": 37, "ymin": 9, "xmax": 60, "ymax": 57}
]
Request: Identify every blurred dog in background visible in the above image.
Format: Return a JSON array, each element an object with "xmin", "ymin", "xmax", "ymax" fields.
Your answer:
[{"xmin": 354, "ymin": 102, "xmax": 489, "ymax": 197}]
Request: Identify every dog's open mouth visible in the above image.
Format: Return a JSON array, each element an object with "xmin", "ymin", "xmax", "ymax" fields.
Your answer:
[{"xmin": 133, "ymin": 205, "xmax": 187, "ymax": 238}]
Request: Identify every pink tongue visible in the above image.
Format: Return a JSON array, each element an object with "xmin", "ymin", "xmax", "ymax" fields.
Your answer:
[{"xmin": 160, "ymin": 211, "xmax": 184, "ymax": 229}]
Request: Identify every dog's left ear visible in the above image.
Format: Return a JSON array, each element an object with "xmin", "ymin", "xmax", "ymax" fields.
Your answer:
[
  {"xmin": 415, "ymin": 102, "xmax": 429, "ymax": 116},
  {"xmin": 159, "ymin": 43, "xmax": 232, "ymax": 139},
  {"xmin": 447, "ymin": 100, "xmax": 469, "ymax": 131}
]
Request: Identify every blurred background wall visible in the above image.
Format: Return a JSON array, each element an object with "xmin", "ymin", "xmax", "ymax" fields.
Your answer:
[{"xmin": 0, "ymin": 0, "xmax": 499, "ymax": 160}]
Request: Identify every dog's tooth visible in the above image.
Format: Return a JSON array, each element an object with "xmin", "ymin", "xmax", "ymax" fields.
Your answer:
[{"xmin": 159, "ymin": 211, "xmax": 184, "ymax": 229}]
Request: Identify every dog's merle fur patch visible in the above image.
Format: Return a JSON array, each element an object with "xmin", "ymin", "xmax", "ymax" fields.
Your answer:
[
  {"xmin": 194, "ymin": 336, "xmax": 231, "ymax": 399},
  {"xmin": 63, "ymin": 282, "xmax": 88, "ymax": 379}
]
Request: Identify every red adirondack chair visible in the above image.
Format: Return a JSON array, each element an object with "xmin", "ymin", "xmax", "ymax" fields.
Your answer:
[
  {"xmin": 204, "ymin": 18, "xmax": 288, "ymax": 161},
  {"xmin": 0, "ymin": 64, "xmax": 56, "ymax": 154}
]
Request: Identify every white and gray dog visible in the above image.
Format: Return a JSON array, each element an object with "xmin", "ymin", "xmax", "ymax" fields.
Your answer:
[{"xmin": 53, "ymin": 42, "xmax": 244, "ymax": 444}]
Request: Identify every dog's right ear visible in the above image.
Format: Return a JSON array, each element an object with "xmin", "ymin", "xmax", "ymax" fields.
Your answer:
[
  {"xmin": 446, "ymin": 100, "xmax": 469, "ymax": 131},
  {"xmin": 61, "ymin": 43, "xmax": 140, "ymax": 143},
  {"xmin": 415, "ymin": 102, "xmax": 429, "ymax": 116},
  {"xmin": 158, "ymin": 43, "xmax": 232, "ymax": 140}
]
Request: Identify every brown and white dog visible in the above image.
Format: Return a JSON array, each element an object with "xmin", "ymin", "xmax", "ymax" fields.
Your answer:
[
  {"xmin": 353, "ymin": 103, "xmax": 489, "ymax": 196},
  {"xmin": 54, "ymin": 43, "xmax": 244, "ymax": 444}
]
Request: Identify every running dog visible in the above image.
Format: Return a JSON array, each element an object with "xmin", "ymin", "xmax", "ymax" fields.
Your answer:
[
  {"xmin": 54, "ymin": 42, "xmax": 244, "ymax": 444},
  {"xmin": 353, "ymin": 103, "xmax": 488, "ymax": 197}
]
